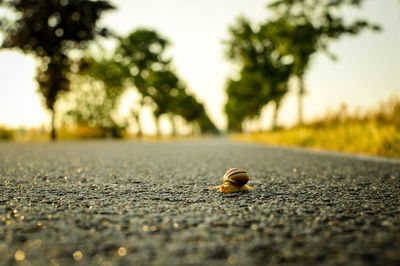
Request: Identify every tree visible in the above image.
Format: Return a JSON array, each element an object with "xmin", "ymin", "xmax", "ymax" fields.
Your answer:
[
  {"xmin": 173, "ymin": 92, "xmax": 218, "ymax": 134},
  {"xmin": 224, "ymin": 18, "xmax": 292, "ymax": 131},
  {"xmin": 225, "ymin": 72, "xmax": 269, "ymax": 132},
  {"xmin": 62, "ymin": 55, "xmax": 128, "ymax": 138},
  {"xmin": 116, "ymin": 29, "xmax": 170, "ymax": 97},
  {"xmin": 0, "ymin": 0, "xmax": 114, "ymax": 140},
  {"xmin": 148, "ymin": 69, "xmax": 218, "ymax": 135},
  {"xmin": 116, "ymin": 28, "xmax": 218, "ymax": 135},
  {"xmin": 115, "ymin": 29, "xmax": 169, "ymax": 135},
  {"xmin": 147, "ymin": 69, "xmax": 179, "ymax": 135},
  {"xmin": 268, "ymin": 0, "xmax": 380, "ymax": 125},
  {"xmin": 224, "ymin": 18, "xmax": 269, "ymax": 132}
]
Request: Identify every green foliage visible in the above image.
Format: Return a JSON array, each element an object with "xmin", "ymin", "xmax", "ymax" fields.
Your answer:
[
  {"xmin": 224, "ymin": 18, "xmax": 292, "ymax": 131},
  {"xmin": 62, "ymin": 56, "xmax": 127, "ymax": 138},
  {"xmin": 0, "ymin": 0, "xmax": 114, "ymax": 140},
  {"xmin": 0, "ymin": 126, "xmax": 14, "ymax": 140},
  {"xmin": 268, "ymin": 0, "xmax": 380, "ymax": 75},
  {"xmin": 224, "ymin": 0, "xmax": 381, "ymax": 131},
  {"xmin": 64, "ymin": 28, "xmax": 218, "ymax": 136},
  {"xmin": 234, "ymin": 97, "xmax": 400, "ymax": 157},
  {"xmin": 115, "ymin": 28, "xmax": 218, "ymax": 135},
  {"xmin": 79, "ymin": 56, "xmax": 126, "ymax": 108},
  {"xmin": 147, "ymin": 69, "xmax": 180, "ymax": 118},
  {"xmin": 267, "ymin": 0, "xmax": 381, "ymax": 124},
  {"xmin": 172, "ymin": 92, "xmax": 218, "ymax": 134},
  {"xmin": 0, "ymin": 0, "xmax": 114, "ymax": 54},
  {"xmin": 225, "ymin": 73, "xmax": 269, "ymax": 131},
  {"xmin": 115, "ymin": 29, "xmax": 170, "ymax": 97},
  {"xmin": 265, "ymin": 17, "xmax": 318, "ymax": 82}
]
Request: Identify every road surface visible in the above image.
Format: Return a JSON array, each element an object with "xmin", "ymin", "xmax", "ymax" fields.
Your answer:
[{"xmin": 0, "ymin": 139, "xmax": 399, "ymax": 265}]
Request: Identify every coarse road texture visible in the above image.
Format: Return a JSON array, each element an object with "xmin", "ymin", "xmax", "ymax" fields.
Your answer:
[{"xmin": 0, "ymin": 139, "xmax": 400, "ymax": 266}]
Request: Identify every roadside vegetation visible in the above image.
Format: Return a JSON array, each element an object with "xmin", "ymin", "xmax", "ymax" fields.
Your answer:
[
  {"xmin": 234, "ymin": 97, "xmax": 400, "ymax": 157},
  {"xmin": 0, "ymin": 0, "xmax": 389, "ymax": 150},
  {"xmin": 224, "ymin": 0, "xmax": 380, "ymax": 132},
  {"xmin": 0, "ymin": 1, "xmax": 217, "ymax": 140},
  {"xmin": 0, "ymin": 126, "xmax": 14, "ymax": 140}
]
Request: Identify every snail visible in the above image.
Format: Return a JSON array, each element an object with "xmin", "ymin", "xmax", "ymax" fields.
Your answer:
[{"xmin": 209, "ymin": 168, "xmax": 254, "ymax": 193}]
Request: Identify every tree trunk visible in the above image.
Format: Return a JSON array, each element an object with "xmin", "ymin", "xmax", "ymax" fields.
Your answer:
[
  {"xmin": 50, "ymin": 109, "xmax": 56, "ymax": 141},
  {"xmin": 297, "ymin": 76, "xmax": 304, "ymax": 126},
  {"xmin": 272, "ymin": 100, "xmax": 281, "ymax": 131},
  {"xmin": 133, "ymin": 114, "xmax": 142, "ymax": 137},
  {"xmin": 256, "ymin": 118, "xmax": 262, "ymax": 132},
  {"xmin": 135, "ymin": 102, "xmax": 143, "ymax": 138},
  {"xmin": 155, "ymin": 116, "xmax": 161, "ymax": 137},
  {"xmin": 191, "ymin": 123, "xmax": 199, "ymax": 135},
  {"xmin": 168, "ymin": 114, "xmax": 176, "ymax": 136}
]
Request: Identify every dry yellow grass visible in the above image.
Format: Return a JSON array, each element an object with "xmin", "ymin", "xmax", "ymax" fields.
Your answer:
[
  {"xmin": 58, "ymin": 125, "xmax": 114, "ymax": 139},
  {"xmin": 1, "ymin": 125, "xmax": 204, "ymax": 142},
  {"xmin": 233, "ymin": 97, "xmax": 400, "ymax": 158}
]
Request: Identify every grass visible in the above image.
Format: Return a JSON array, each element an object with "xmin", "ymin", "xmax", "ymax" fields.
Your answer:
[
  {"xmin": 0, "ymin": 125, "xmax": 203, "ymax": 142},
  {"xmin": 233, "ymin": 97, "xmax": 400, "ymax": 158},
  {"xmin": 0, "ymin": 126, "xmax": 14, "ymax": 140}
]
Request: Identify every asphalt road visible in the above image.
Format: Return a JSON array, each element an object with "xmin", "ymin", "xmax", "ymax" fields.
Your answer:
[{"xmin": 0, "ymin": 139, "xmax": 399, "ymax": 266}]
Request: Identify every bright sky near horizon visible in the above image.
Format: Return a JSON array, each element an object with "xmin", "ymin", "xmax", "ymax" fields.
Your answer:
[{"xmin": 0, "ymin": 0, "xmax": 399, "ymax": 133}]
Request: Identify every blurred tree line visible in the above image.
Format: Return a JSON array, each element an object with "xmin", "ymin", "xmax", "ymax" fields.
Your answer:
[
  {"xmin": 0, "ymin": 125, "xmax": 14, "ymax": 140},
  {"xmin": 0, "ymin": 0, "xmax": 382, "ymax": 139},
  {"xmin": 0, "ymin": 0, "xmax": 217, "ymax": 140},
  {"xmin": 0, "ymin": 0, "xmax": 114, "ymax": 140},
  {"xmin": 224, "ymin": 0, "xmax": 380, "ymax": 132},
  {"xmin": 64, "ymin": 29, "xmax": 217, "ymax": 137}
]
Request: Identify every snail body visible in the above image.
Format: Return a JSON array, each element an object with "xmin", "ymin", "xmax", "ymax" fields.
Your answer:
[{"xmin": 210, "ymin": 168, "xmax": 254, "ymax": 193}]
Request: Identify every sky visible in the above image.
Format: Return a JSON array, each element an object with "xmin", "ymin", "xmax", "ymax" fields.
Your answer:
[{"xmin": 0, "ymin": 0, "xmax": 399, "ymax": 133}]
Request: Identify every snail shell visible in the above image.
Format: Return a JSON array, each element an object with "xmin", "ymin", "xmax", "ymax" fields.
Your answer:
[
  {"xmin": 223, "ymin": 168, "xmax": 249, "ymax": 186},
  {"xmin": 208, "ymin": 168, "xmax": 253, "ymax": 193}
]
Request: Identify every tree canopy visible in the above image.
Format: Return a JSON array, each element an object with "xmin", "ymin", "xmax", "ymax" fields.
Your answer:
[
  {"xmin": 267, "ymin": 0, "xmax": 381, "ymax": 125},
  {"xmin": 62, "ymin": 55, "xmax": 128, "ymax": 138},
  {"xmin": 224, "ymin": 0, "xmax": 381, "ymax": 131},
  {"xmin": 115, "ymin": 29, "xmax": 217, "ymax": 135},
  {"xmin": 224, "ymin": 17, "xmax": 292, "ymax": 131},
  {"xmin": 64, "ymin": 28, "xmax": 218, "ymax": 136},
  {"xmin": 0, "ymin": 0, "xmax": 115, "ymax": 140}
]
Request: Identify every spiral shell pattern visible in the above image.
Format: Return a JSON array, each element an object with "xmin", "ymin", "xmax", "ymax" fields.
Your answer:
[
  {"xmin": 223, "ymin": 168, "xmax": 249, "ymax": 186},
  {"xmin": 208, "ymin": 168, "xmax": 253, "ymax": 193}
]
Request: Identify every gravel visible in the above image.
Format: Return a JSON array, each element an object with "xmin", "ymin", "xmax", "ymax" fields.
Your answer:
[{"xmin": 0, "ymin": 139, "xmax": 399, "ymax": 266}]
